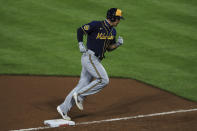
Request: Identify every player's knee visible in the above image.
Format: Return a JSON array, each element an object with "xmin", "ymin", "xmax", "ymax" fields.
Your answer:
[{"xmin": 101, "ymin": 77, "xmax": 109, "ymax": 86}]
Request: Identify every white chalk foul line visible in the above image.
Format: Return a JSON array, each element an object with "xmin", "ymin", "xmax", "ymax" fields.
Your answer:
[
  {"xmin": 10, "ymin": 108, "xmax": 197, "ymax": 131},
  {"xmin": 10, "ymin": 126, "xmax": 52, "ymax": 131},
  {"xmin": 76, "ymin": 108, "xmax": 197, "ymax": 125}
]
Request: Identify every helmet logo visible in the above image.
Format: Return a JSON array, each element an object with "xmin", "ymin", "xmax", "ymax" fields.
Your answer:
[{"xmin": 116, "ymin": 9, "xmax": 122, "ymax": 17}]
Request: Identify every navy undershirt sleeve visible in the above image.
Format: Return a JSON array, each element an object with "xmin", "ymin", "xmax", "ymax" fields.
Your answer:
[{"xmin": 77, "ymin": 27, "xmax": 85, "ymax": 42}]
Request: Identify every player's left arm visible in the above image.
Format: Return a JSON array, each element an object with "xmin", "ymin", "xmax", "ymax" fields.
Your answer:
[
  {"xmin": 107, "ymin": 28, "xmax": 123, "ymax": 51},
  {"xmin": 107, "ymin": 36, "xmax": 123, "ymax": 51}
]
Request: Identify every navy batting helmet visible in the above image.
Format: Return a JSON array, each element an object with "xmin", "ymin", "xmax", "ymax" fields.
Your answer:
[{"xmin": 106, "ymin": 8, "xmax": 124, "ymax": 22}]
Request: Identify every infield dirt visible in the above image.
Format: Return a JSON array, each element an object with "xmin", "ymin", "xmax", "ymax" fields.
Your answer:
[{"xmin": 0, "ymin": 75, "xmax": 197, "ymax": 131}]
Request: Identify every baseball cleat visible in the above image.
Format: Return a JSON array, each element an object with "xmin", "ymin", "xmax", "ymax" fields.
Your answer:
[
  {"xmin": 73, "ymin": 92, "xmax": 83, "ymax": 110},
  {"xmin": 57, "ymin": 106, "xmax": 71, "ymax": 121}
]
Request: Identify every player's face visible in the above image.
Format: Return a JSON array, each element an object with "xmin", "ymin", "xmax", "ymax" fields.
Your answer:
[{"xmin": 112, "ymin": 19, "xmax": 120, "ymax": 27}]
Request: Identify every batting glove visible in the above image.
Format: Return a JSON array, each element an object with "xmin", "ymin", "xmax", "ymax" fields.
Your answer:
[
  {"xmin": 117, "ymin": 36, "xmax": 123, "ymax": 46},
  {"xmin": 78, "ymin": 42, "xmax": 87, "ymax": 53}
]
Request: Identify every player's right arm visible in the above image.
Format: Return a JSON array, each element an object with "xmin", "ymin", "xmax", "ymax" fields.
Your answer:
[{"xmin": 77, "ymin": 21, "xmax": 98, "ymax": 53}]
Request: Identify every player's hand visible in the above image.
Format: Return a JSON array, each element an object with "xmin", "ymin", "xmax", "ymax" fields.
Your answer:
[
  {"xmin": 78, "ymin": 42, "xmax": 87, "ymax": 53},
  {"xmin": 117, "ymin": 36, "xmax": 123, "ymax": 46}
]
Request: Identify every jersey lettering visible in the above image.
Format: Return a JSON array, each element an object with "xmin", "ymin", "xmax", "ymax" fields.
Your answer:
[{"xmin": 96, "ymin": 33, "xmax": 114, "ymax": 40}]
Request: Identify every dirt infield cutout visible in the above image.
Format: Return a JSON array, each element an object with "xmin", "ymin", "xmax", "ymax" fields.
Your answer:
[{"xmin": 0, "ymin": 75, "xmax": 197, "ymax": 131}]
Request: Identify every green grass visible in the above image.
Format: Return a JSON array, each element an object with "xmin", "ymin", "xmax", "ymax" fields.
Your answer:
[{"xmin": 0, "ymin": 0, "xmax": 197, "ymax": 101}]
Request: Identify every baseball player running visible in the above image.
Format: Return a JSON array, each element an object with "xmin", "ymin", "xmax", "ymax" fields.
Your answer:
[{"xmin": 57, "ymin": 8, "xmax": 124, "ymax": 120}]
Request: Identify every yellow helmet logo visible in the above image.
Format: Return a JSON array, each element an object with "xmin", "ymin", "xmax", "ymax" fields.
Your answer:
[{"xmin": 116, "ymin": 9, "xmax": 122, "ymax": 17}]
